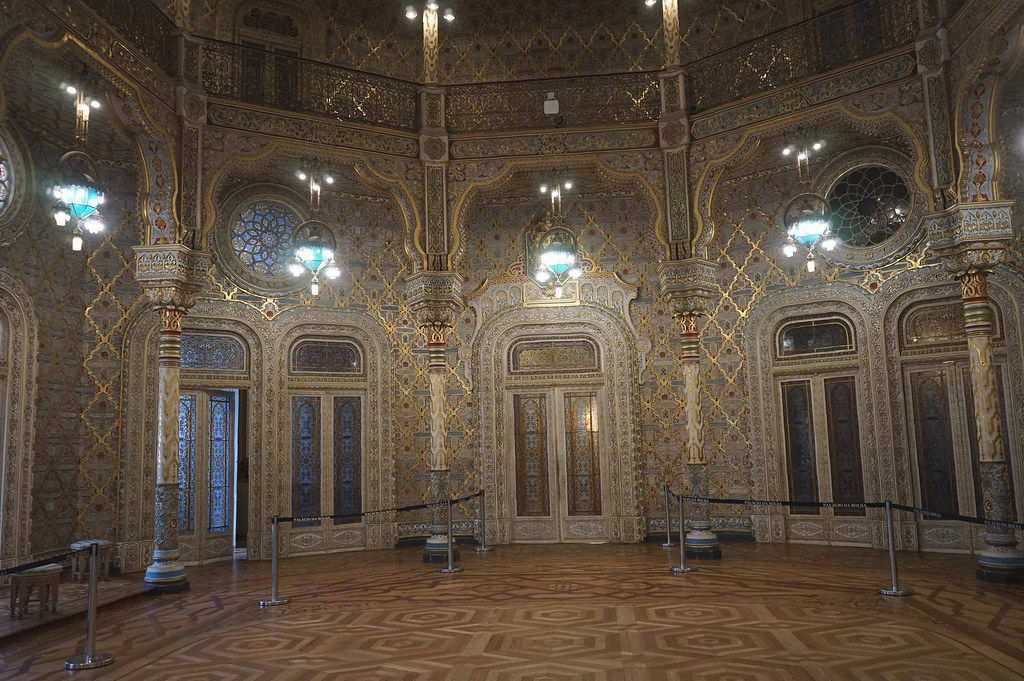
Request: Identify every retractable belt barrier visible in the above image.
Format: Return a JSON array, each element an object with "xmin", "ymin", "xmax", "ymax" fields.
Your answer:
[
  {"xmin": 667, "ymin": 489, "xmax": 1024, "ymax": 598},
  {"xmin": 0, "ymin": 549, "xmax": 80, "ymax": 577},
  {"xmin": 259, "ymin": 489, "xmax": 488, "ymax": 608}
]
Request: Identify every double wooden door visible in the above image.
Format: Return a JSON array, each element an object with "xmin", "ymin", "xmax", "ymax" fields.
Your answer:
[
  {"xmin": 178, "ymin": 389, "xmax": 237, "ymax": 563},
  {"xmin": 509, "ymin": 388, "xmax": 607, "ymax": 542}
]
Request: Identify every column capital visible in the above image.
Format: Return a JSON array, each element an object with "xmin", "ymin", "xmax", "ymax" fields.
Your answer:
[
  {"xmin": 134, "ymin": 243, "xmax": 211, "ymax": 310},
  {"xmin": 925, "ymin": 201, "xmax": 1015, "ymax": 276},
  {"xmin": 406, "ymin": 270, "xmax": 464, "ymax": 329},
  {"xmin": 657, "ymin": 258, "xmax": 717, "ymax": 318}
]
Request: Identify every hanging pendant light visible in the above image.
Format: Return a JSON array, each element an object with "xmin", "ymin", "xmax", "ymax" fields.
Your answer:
[
  {"xmin": 289, "ymin": 220, "xmax": 340, "ymax": 296},
  {"xmin": 780, "ymin": 192, "xmax": 834, "ymax": 272},
  {"xmin": 51, "ymin": 151, "xmax": 105, "ymax": 252},
  {"xmin": 526, "ymin": 179, "xmax": 582, "ymax": 298}
]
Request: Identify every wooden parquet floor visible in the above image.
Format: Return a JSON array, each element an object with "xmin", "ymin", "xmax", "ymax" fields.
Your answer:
[{"xmin": 1, "ymin": 542, "xmax": 1022, "ymax": 680}]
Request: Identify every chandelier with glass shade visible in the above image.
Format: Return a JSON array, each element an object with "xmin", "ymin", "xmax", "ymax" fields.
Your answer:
[
  {"xmin": 781, "ymin": 192, "xmax": 837, "ymax": 273},
  {"xmin": 51, "ymin": 151, "xmax": 105, "ymax": 252},
  {"xmin": 525, "ymin": 179, "xmax": 582, "ymax": 298},
  {"xmin": 289, "ymin": 220, "xmax": 340, "ymax": 296}
]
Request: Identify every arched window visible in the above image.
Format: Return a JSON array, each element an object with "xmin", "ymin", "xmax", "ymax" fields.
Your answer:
[
  {"xmin": 826, "ymin": 165, "xmax": 911, "ymax": 247},
  {"xmin": 181, "ymin": 332, "xmax": 247, "ymax": 372},
  {"xmin": 230, "ymin": 200, "xmax": 301, "ymax": 276},
  {"xmin": 290, "ymin": 339, "xmax": 362, "ymax": 374},
  {"xmin": 777, "ymin": 318, "xmax": 854, "ymax": 358}
]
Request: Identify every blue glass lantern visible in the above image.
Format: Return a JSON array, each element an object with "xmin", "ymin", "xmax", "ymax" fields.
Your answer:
[{"xmin": 289, "ymin": 220, "xmax": 340, "ymax": 296}]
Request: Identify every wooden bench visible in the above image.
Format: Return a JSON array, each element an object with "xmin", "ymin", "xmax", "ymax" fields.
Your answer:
[{"xmin": 8, "ymin": 564, "xmax": 62, "ymax": 618}]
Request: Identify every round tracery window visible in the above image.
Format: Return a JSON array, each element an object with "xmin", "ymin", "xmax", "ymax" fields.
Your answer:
[
  {"xmin": 230, "ymin": 200, "xmax": 301, "ymax": 276},
  {"xmin": 826, "ymin": 166, "xmax": 911, "ymax": 247}
]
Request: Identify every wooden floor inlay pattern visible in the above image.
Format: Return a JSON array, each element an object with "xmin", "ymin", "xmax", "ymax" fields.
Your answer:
[{"xmin": 1, "ymin": 543, "xmax": 1022, "ymax": 680}]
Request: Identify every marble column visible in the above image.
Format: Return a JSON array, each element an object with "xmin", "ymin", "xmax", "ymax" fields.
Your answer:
[
  {"xmin": 407, "ymin": 271, "xmax": 463, "ymax": 561},
  {"xmin": 959, "ymin": 270, "xmax": 1023, "ymax": 583},
  {"xmin": 144, "ymin": 306, "xmax": 190, "ymax": 591},
  {"xmin": 423, "ymin": 321, "xmax": 458, "ymax": 562},
  {"xmin": 658, "ymin": 259, "xmax": 719, "ymax": 559},
  {"xmin": 677, "ymin": 312, "xmax": 720, "ymax": 559}
]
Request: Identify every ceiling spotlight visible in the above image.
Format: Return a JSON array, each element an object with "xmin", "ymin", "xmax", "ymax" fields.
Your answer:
[
  {"xmin": 297, "ymin": 171, "xmax": 307, "ymax": 180},
  {"xmin": 645, "ymin": 0, "xmax": 657, "ymax": 5},
  {"xmin": 324, "ymin": 175, "xmax": 334, "ymax": 184},
  {"xmin": 443, "ymin": 8, "xmax": 455, "ymax": 21},
  {"xmin": 563, "ymin": 181, "xmax": 573, "ymax": 190},
  {"xmin": 812, "ymin": 141, "xmax": 823, "ymax": 151},
  {"xmin": 90, "ymin": 99, "xmax": 101, "ymax": 109},
  {"xmin": 405, "ymin": 5, "xmax": 418, "ymax": 19},
  {"xmin": 64, "ymin": 84, "xmax": 77, "ymax": 95},
  {"xmin": 782, "ymin": 146, "xmax": 793, "ymax": 156},
  {"xmin": 427, "ymin": 1, "xmax": 439, "ymax": 10},
  {"xmin": 540, "ymin": 184, "xmax": 548, "ymax": 194}
]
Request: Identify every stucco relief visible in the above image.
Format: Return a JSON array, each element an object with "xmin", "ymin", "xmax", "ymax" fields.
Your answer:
[
  {"xmin": 0, "ymin": 270, "xmax": 39, "ymax": 567},
  {"xmin": 466, "ymin": 275, "xmax": 645, "ymax": 545}
]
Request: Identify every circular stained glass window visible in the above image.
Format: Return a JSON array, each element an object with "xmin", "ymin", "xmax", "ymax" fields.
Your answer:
[
  {"xmin": 230, "ymin": 201, "xmax": 301, "ymax": 276},
  {"xmin": 826, "ymin": 166, "xmax": 911, "ymax": 247},
  {"xmin": 0, "ymin": 155, "xmax": 10, "ymax": 213}
]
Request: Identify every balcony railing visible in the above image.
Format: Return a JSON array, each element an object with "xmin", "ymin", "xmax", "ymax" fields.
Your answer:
[{"xmin": 199, "ymin": 39, "xmax": 420, "ymax": 133}]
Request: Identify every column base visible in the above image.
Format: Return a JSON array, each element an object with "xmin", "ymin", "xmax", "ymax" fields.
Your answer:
[
  {"xmin": 976, "ymin": 532, "xmax": 1024, "ymax": 584},
  {"xmin": 423, "ymin": 533, "xmax": 460, "ymax": 564},
  {"xmin": 145, "ymin": 553, "xmax": 190, "ymax": 593},
  {"xmin": 684, "ymin": 520, "xmax": 721, "ymax": 560}
]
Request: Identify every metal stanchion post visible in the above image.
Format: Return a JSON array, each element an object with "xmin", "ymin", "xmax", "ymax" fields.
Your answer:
[
  {"xmin": 879, "ymin": 500, "xmax": 913, "ymax": 597},
  {"xmin": 65, "ymin": 542, "xmax": 114, "ymax": 670},
  {"xmin": 671, "ymin": 493, "xmax": 697, "ymax": 575},
  {"xmin": 259, "ymin": 516, "xmax": 291, "ymax": 607},
  {"xmin": 475, "ymin": 491, "xmax": 491, "ymax": 553},
  {"xmin": 439, "ymin": 498, "xmax": 463, "ymax": 573},
  {"xmin": 661, "ymin": 484, "xmax": 674, "ymax": 547}
]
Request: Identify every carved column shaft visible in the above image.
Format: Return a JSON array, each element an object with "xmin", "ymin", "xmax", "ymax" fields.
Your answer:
[
  {"xmin": 661, "ymin": 0, "xmax": 680, "ymax": 68},
  {"xmin": 145, "ymin": 306, "xmax": 190, "ymax": 589},
  {"xmin": 426, "ymin": 322, "xmax": 450, "ymax": 472},
  {"xmin": 422, "ymin": 6, "xmax": 439, "ymax": 85},
  {"xmin": 677, "ymin": 313, "xmax": 706, "ymax": 466}
]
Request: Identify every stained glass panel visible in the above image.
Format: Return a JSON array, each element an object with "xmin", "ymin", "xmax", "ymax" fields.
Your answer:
[
  {"xmin": 178, "ymin": 394, "xmax": 197, "ymax": 536},
  {"xmin": 0, "ymin": 155, "xmax": 9, "ymax": 212},
  {"xmin": 291, "ymin": 396, "xmax": 321, "ymax": 525},
  {"xmin": 333, "ymin": 397, "xmax": 362, "ymax": 524},
  {"xmin": 207, "ymin": 393, "xmax": 233, "ymax": 533},
  {"xmin": 779, "ymin": 319, "xmax": 853, "ymax": 357},
  {"xmin": 909, "ymin": 371, "xmax": 958, "ymax": 517},
  {"xmin": 824, "ymin": 377, "xmax": 866, "ymax": 516},
  {"xmin": 782, "ymin": 381, "xmax": 819, "ymax": 514},
  {"xmin": 291, "ymin": 339, "xmax": 362, "ymax": 374},
  {"xmin": 513, "ymin": 394, "xmax": 550, "ymax": 517},
  {"xmin": 230, "ymin": 200, "xmax": 301, "ymax": 276},
  {"xmin": 564, "ymin": 393, "xmax": 601, "ymax": 517},
  {"xmin": 964, "ymin": 368, "xmax": 1016, "ymax": 520},
  {"xmin": 181, "ymin": 333, "xmax": 246, "ymax": 372}
]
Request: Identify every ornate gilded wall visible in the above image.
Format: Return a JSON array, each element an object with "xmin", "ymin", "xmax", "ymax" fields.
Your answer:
[{"xmin": 2, "ymin": 0, "xmax": 1022, "ymax": 565}]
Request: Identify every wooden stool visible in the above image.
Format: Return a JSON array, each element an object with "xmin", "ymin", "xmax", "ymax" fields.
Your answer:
[
  {"xmin": 9, "ymin": 564, "xmax": 62, "ymax": 619},
  {"xmin": 69, "ymin": 540, "xmax": 113, "ymax": 582}
]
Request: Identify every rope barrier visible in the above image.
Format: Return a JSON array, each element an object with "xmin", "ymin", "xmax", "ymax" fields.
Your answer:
[
  {"xmin": 0, "ymin": 549, "xmax": 82, "ymax": 578},
  {"xmin": 273, "ymin": 490, "xmax": 483, "ymax": 524},
  {"xmin": 671, "ymin": 492, "xmax": 1024, "ymax": 531}
]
